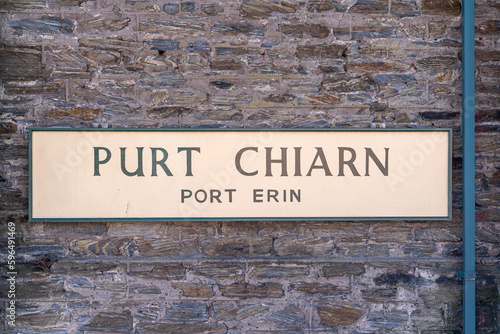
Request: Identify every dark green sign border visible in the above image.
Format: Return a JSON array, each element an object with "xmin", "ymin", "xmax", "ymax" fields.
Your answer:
[{"xmin": 29, "ymin": 128, "xmax": 452, "ymax": 222}]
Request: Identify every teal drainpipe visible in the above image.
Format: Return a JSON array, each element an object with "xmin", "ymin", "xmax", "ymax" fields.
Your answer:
[{"xmin": 462, "ymin": 0, "xmax": 476, "ymax": 331}]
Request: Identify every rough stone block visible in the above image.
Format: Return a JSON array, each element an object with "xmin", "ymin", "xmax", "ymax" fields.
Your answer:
[
  {"xmin": 3, "ymin": 81, "xmax": 61, "ymax": 95},
  {"xmin": 350, "ymin": 0, "xmax": 388, "ymax": 14},
  {"xmin": 391, "ymin": 0, "xmax": 420, "ymax": 17},
  {"xmin": 0, "ymin": 0, "xmax": 45, "ymax": 9},
  {"xmin": 210, "ymin": 95, "xmax": 253, "ymax": 106},
  {"xmin": 79, "ymin": 311, "xmax": 133, "ymax": 333},
  {"xmin": 322, "ymin": 75, "xmax": 376, "ymax": 93},
  {"xmin": 0, "ymin": 46, "xmax": 45, "ymax": 80},
  {"xmin": 336, "ymin": 244, "xmax": 389, "ymax": 257},
  {"xmin": 140, "ymin": 72, "xmax": 186, "ymax": 88},
  {"xmin": 347, "ymin": 60, "xmax": 411, "ymax": 73},
  {"xmin": 289, "ymin": 282, "xmax": 350, "ymax": 295},
  {"xmin": 135, "ymin": 238, "xmax": 199, "ymax": 256},
  {"xmin": 375, "ymin": 272, "xmax": 430, "ymax": 286},
  {"xmin": 422, "ymin": 0, "xmax": 461, "ymax": 15},
  {"xmin": 138, "ymin": 19, "xmax": 205, "ymax": 36},
  {"xmin": 11, "ymin": 16, "xmax": 74, "ymax": 35},
  {"xmin": 201, "ymin": 4, "xmax": 224, "ymax": 15},
  {"xmin": 318, "ymin": 304, "xmax": 364, "ymax": 326},
  {"xmin": 414, "ymin": 227, "xmax": 462, "ymax": 242},
  {"xmin": 211, "ymin": 59, "xmax": 245, "ymax": 71},
  {"xmin": 268, "ymin": 303, "xmax": 306, "ymax": 326},
  {"xmin": 136, "ymin": 322, "xmax": 227, "ymax": 334},
  {"xmin": 164, "ymin": 302, "xmax": 208, "ymax": 322},
  {"xmin": 282, "ymin": 24, "xmax": 330, "ymax": 38},
  {"xmin": 168, "ymin": 92, "xmax": 209, "ymax": 105},
  {"xmin": 202, "ymin": 236, "xmax": 272, "ymax": 256},
  {"xmin": 275, "ymin": 235, "xmax": 334, "ymax": 256},
  {"xmin": 411, "ymin": 309, "xmax": 445, "ymax": 329},
  {"xmin": 220, "ymin": 282, "xmax": 284, "ymax": 298},
  {"xmin": 240, "ymin": 0, "xmax": 300, "ymax": 18},
  {"xmin": 212, "ymin": 22, "xmax": 266, "ymax": 39},
  {"xmin": 46, "ymin": 107, "xmax": 100, "ymax": 120},
  {"xmin": 129, "ymin": 263, "xmax": 185, "ymax": 279},
  {"xmin": 322, "ymin": 263, "xmax": 366, "ymax": 276},
  {"xmin": 307, "ymin": 0, "xmax": 347, "ymax": 12},
  {"xmin": 361, "ymin": 288, "xmax": 397, "ymax": 302},
  {"xmin": 189, "ymin": 263, "xmax": 245, "ymax": 278},
  {"xmin": 84, "ymin": 18, "xmax": 130, "ymax": 31},
  {"xmin": 171, "ymin": 282, "xmax": 213, "ymax": 298},
  {"xmin": 79, "ymin": 38, "xmax": 143, "ymax": 52},
  {"xmin": 69, "ymin": 238, "xmax": 137, "ymax": 256},
  {"xmin": 214, "ymin": 302, "xmax": 269, "ymax": 321},
  {"xmin": 250, "ymin": 264, "xmax": 310, "ymax": 278},
  {"xmin": 371, "ymin": 226, "xmax": 412, "ymax": 242},
  {"xmin": 364, "ymin": 310, "xmax": 408, "ymax": 331},
  {"xmin": 163, "ymin": 3, "xmax": 179, "ymax": 15},
  {"xmin": 17, "ymin": 310, "xmax": 70, "ymax": 329}
]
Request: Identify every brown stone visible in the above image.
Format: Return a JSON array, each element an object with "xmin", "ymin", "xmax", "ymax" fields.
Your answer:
[
  {"xmin": 4, "ymin": 82, "xmax": 61, "ymax": 95},
  {"xmin": 172, "ymin": 282, "xmax": 213, "ymax": 298},
  {"xmin": 138, "ymin": 19, "xmax": 205, "ymax": 35},
  {"xmin": 46, "ymin": 107, "xmax": 100, "ymax": 120},
  {"xmin": 0, "ymin": 46, "xmax": 45, "ymax": 80},
  {"xmin": 129, "ymin": 264, "xmax": 185, "ymax": 279},
  {"xmin": 289, "ymin": 282, "xmax": 350, "ymax": 295},
  {"xmin": 0, "ymin": 122, "xmax": 18, "ymax": 134},
  {"xmin": 79, "ymin": 38, "xmax": 143, "ymax": 52},
  {"xmin": 350, "ymin": 0, "xmax": 388, "ymax": 14},
  {"xmin": 318, "ymin": 304, "xmax": 364, "ymax": 326},
  {"xmin": 422, "ymin": 0, "xmax": 461, "ymax": 15},
  {"xmin": 17, "ymin": 310, "xmax": 70, "ymax": 329},
  {"xmin": 240, "ymin": 0, "xmax": 300, "ymax": 18},
  {"xmin": 282, "ymin": 24, "xmax": 330, "ymax": 38},
  {"xmin": 136, "ymin": 323, "xmax": 227, "ymax": 334},
  {"xmin": 251, "ymin": 264, "xmax": 310, "ymax": 278},
  {"xmin": 211, "ymin": 59, "xmax": 245, "ymax": 71},
  {"xmin": 371, "ymin": 226, "xmax": 412, "ymax": 242},
  {"xmin": 347, "ymin": 60, "xmax": 411, "ymax": 72},
  {"xmin": 322, "ymin": 263, "xmax": 366, "ymax": 276},
  {"xmin": 275, "ymin": 235, "xmax": 334, "ymax": 256},
  {"xmin": 85, "ymin": 18, "xmax": 130, "ymax": 31},
  {"xmin": 189, "ymin": 263, "xmax": 245, "ymax": 278},
  {"xmin": 220, "ymin": 282, "xmax": 284, "ymax": 298}
]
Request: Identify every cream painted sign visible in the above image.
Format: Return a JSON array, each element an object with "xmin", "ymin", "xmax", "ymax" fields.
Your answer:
[{"xmin": 29, "ymin": 129, "xmax": 451, "ymax": 221}]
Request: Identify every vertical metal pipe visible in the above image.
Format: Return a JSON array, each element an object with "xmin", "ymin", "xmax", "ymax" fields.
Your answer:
[{"xmin": 462, "ymin": 0, "xmax": 476, "ymax": 331}]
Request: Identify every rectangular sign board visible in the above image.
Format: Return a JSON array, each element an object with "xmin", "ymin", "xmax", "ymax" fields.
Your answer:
[{"xmin": 29, "ymin": 129, "xmax": 451, "ymax": 221}]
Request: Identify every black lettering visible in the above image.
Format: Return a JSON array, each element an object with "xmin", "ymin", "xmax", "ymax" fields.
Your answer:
[{"xmin": 253, "ymin": 189, "xmax": 263, "ymax": 202}]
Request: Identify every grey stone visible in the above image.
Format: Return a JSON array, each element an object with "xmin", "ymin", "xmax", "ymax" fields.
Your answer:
[
  {"xmin": 240, "ymin": 0, "xmax": 300, "ymax": 18},
  {"xmin": 275, "ymin": 235, "xmax": 334, "ymax": 256},
  {"xmin": 11, "ymin": 16, "xmax": 74, "ymax": 35},
  {"xmin": 364, "ymin": 310, "xmax": 408, "ymax": 330},
  {"xmin": 163, "ymin": 3, "xmax": 179, "ymax": 15},
  {"xmin": 214, "ymin": 302, "xmax": 269, "ymax": 321},
  {"xmin": 140, "ymin": 72, "xmax": 186, "ymax": 88},
  {"xmin": 411, "ymin": 309, "xmax": 445, "ymax": 329},
  {"xmin": 307, "ymin": 0, "xmax": 347, "ymax": 12},
  {"xmin": 79, "ymin": 311, "xmax": 133, "ymax": 333},
  {"xmin": 129, "ymin": 264, "xmax": 185, "ymax": 280},
  {"xmin": 210, "ymin": 95, "xmax": 253, "ymax": 106},
  {"xmin": 171, "ymin": 282, "xmax": 213, "ymax": 298},
  {"xmin": 85, "ymin": 18, "xmax": 130, "ymax": 31},
  {"xmin": 202, "ymin": 4, "xmax": 224, "ymax": 15},
  {"xmin": 268, "ymin": 303, "xmax": 306, "ymax": 326},
  {"xmin": 318, "ymin": 304, "xmax": 364, "ymax": 326},
  {"xmin": 79, "ymin": 38, "xmax": 143, "ymax": 52},
  {"xmin": 212, "ymin": 22, "xmax": 266, "ymax": 39},
  {"xmin": 135, "ymin": 238, "xmax": 199, "ymax": 256},
  {"xmin": 322, "ymin": 263, "xmax": 365, "ymax": 276},
  {"xmin": 220, "ymin": 282, "xmax": 284, "ymax": 298},
  {"xmin": 138, "ymin": 19, "xmax": 205, "ymax": 36},
  {"xmin": 251, "ymin": 264, "xmax": 310, "ymax": 278},
  {"xmin": 350, "ymin": 0, "xmax": 388, "ymax": 14},
  {"xmin": 136, "ymin": 322, "xmax": 227, "ymax": 334},
  {"xmin": 17, "ymin": 310, "xmax": 70, "ymax": 329},
  {"xmin": 69, "ymin": 238, "xmax": 137, "ymax": 256},
  {"xmin": 164, "ymin": 302, "xmax": 208, "ymax": 322},
  {"xmin": 189, "ymin": 263, "xmax": 245, "ymax": 278}
]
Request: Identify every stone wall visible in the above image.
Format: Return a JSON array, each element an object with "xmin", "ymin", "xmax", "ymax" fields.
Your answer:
[{"xmin": 1, "ymin": 0, "xmax": 499, "ymax": 333}]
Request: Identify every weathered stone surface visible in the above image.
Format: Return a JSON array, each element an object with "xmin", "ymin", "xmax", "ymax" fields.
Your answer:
[
  {"xmin": 201, "ymin": 4, "xmax": 224, "ymax": 15},
  {"xmin": 375, "ymin": 74, "xmax": 423, "ymax": 98},
  {"xmin": 282, "ymin": 24, "xmax": 330, "ymax": 38},
  {"xmin": 391, "ymin": 0, "xmax": 420, "ymax": 17},
  {"xmin": 371, "ymin": 226, "xmax": 412, "ymax": 242},
  {"xmin": 79, "ymin": 311, "xmax": 133, "ymax": 332},
  {"xmin": 318, "ymin": 304, "xmax": 364, "ymax": 326},
  {"xmin": 0, "ymin": 122, "xmax": 18, "ymax": 133},
  {"xmin": 193, "ymin": 110, "xmax": 243, "ymax": 121},
  {"xmin": 168, "ymin": 92, "xmax": 209, "ymax": 105},
  {"xmin": 17, "ymin": 310, "xmax": 70, "ymax": 329},
  {"xmin": 69, "ymin": 238, "xmax": 137, "ymax": 256},
  {"xmin": 411, "ymin": 308, "xmax": 445, "ymax": 329},
  {"xmin": 163, "ymin": 3, "xmax": 179, "ymax": 15},
  {"xmin": 240, "ymin": 0, "xmax": 300, "ymax": 18},
  {"xmin": 289, "ymin": 282, "xmax": 350, "ymax": 295},
  {"xmin": 251, "ymin": 264, "xmax": 310, "ymax": 278},
  {"xmin": 417, "ymin": 56, "xmax": 458, "ymax": 69},
  {"xmin": 146, "ymin": 39, "xmax": 179, "ymax": 50},
  {"xmin": 138, "ymin": 19, "xmax": 205, "ymax": 36},
  {"xmin": 129, "ymin": 264, "xmax": 185, "ymax": 279},
  {"xmin": 214, "ymin": 302, "xmax": 269, "ymax": 321},
  {"xmin": 352, "ymin": 23, "xmax": 395, "ymax": 39},
  {"xmin": 210, "ymin": 95, "xmax": 253, "ymax": 106},
  {"xmin": 0, "ymin": 0, "xmax": 45, "ymax": 10},
  {"xmin": 220, "ymin": 282, "xmax": 284, "ymax": 298},
  {"xmin": 46, "ymin": 107, "xmax": 100, "ymax": 120},
  {"xmin": 136, "ymin": 238, "xmax": 199, "ymax": 256},
  {"xmin": 140, "ymin": 72, "xmax": 185, "ymax": 88},
  {"xmin": 181, "ymin": 2, "xmax": 196, "ymax": 12},
  {"xmin": 189, "ymin": 263, "xmax": 245, "ymax": 278},
  {"xmin": 130, "ymin": 284, "xmax": 162, "ymax": 294},
  {"xmin": 337, "ymin": 244, "xmax": 389, "ymax": 257},
  {"xmin": 307, "ymin": 0, "xmax": 347, "ymax": 12},
  {"xmin": 79, "ymin": 38, "xmax": 143, "ymax": 52},
  {"xmin": 422, "ymin": 0, "xmax": 461, "ymax": 15},
  {"xmin": 0, "ymin": 46, "xmax": 44, "ymax": 80},
  {"xmin": 477, "ymin": 20, "xmax": 500, "ymax": 35},
  {"xmin": 172, "ymin": 282, "xmax": 213, "ymax": 298},
  {"xmin": 136, "ymin": 322, "xmax": 227, "ymax": 334},
  {"xmin": 375, "ymin": 272, "xmax": 430, "ymax": 286},
  {"xmin": 322, "ymin": 263, "xmax": 365, "ymax": 276},
  {"xmin": 322, "ymin": 75, "xmax": 376, "ymax": 93},
  {"xmin": 420, "ymin": 111, "xmax": 460, "ymax": 120},
  {"xmin": 268, "ymin": 303, "xmax": 305, "ymax": 326},
  {"xmin": 4, "ymin": 81, "xmax": 61, "ymax": 95},
  {"xmin": 211, "ymin": 59, "xmax": 245, "ymax": 71},
  {"xmin": 202, "ymin": 236, "xmax": 272, "ymax": 256},
  {"xmin": 212, "ymin": 22, "xmax": 265, "ymax": 39},
  {"xmin": 347, "ymin": 60, "xmax": 411, "ymax": 73},
  {"xmin": 164, "ymin": 302, "xmax": 208, "ymax": 322},
  {"xmin": 351, "ymin": 0, "xmax": 388, "ymax": 13},
  {"xmin": 414, "ymin": 227, "xmax": 462, "ymax": 241},
  {"xmin": 361, "ymin": 288, "xmax": 397, "ymax": 301},
  {"xmin": 275, "ymin": 235, "xmax": 334, "ymax": 256},
  {"xmin": 85, "ymin": 18, "xmax": 130, "ymax": 31},
  {"xmin": 11, "ymin": 16, "xmax": 74, "ymax": 35},
  {"xmin": 364, "ymin": 310, "xmax": 408, "ymax": 330}
]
